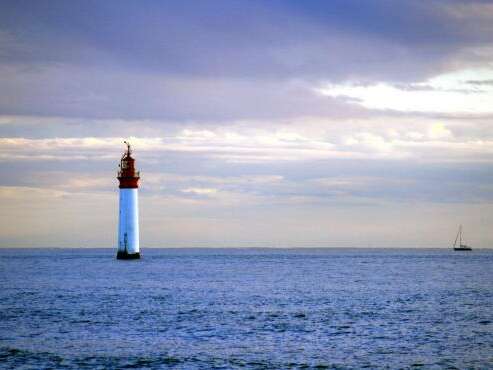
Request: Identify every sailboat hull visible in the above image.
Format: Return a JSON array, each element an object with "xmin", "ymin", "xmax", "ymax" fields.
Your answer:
[{"xmin": 452, "ymin": 226, "xmax": 472, "ymax": 251}]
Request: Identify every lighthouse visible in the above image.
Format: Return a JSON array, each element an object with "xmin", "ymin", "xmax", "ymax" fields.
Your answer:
[{"xmin": 116, "ymin": 141, "xmax": 141, "ymax": 259}]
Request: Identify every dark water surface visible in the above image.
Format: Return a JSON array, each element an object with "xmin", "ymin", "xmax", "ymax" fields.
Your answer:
[{"xmin": 0, "ymin": 248, "xmax": 492, "ymax": 369}]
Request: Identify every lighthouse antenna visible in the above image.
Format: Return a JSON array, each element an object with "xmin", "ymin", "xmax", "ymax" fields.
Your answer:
[{"xmin": 123, "ymin": 140, "xmax": 132, "ymax": 156}]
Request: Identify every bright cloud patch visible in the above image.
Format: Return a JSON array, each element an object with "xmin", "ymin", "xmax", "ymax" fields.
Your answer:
[
  {"xmin": 318, "ymin": 69, "xmax": 493, "ymax": 114},
  {"xmin": 1, "ymin": 115, "xmax": 493, "ymax": 165},
  {"xmin": 182, "ymin": 187, "xmax": 218, "ymax": 196}
]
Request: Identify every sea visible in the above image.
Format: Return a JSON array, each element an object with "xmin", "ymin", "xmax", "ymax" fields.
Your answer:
[{"xmin": 0, "ymin": 248, "xmax": 492, "ymax": 369}]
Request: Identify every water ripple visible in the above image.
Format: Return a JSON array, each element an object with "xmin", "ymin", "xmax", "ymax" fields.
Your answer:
[{"xmin": 0, "ymin": 248, "xmax": 492, "ymax": 369}]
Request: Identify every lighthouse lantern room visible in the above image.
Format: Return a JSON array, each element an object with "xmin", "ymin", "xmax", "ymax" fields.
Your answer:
[{"xmin": 117, "ymin": 141, "xmax": 140, "ymax": 259}]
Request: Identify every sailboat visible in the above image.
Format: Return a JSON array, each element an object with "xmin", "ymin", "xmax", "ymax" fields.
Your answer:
[{"xmin": 453, "ymin": 225, "xmax": 472, "ymax": 251}]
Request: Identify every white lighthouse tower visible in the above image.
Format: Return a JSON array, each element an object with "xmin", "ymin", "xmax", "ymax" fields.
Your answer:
[{"xmin": 116, "ymin": 141, "xmax": 141, "ymax": 259}]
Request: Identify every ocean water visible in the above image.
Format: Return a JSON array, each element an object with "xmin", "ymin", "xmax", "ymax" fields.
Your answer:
[{"xmin": 0, "ymin": 248, "xmax": 492, "ymax": 369}]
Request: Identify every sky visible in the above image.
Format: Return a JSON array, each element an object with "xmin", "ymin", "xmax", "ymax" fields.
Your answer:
[{"xmin": 0, "ymin": 0, "xmax": 492, "ymax": 248}]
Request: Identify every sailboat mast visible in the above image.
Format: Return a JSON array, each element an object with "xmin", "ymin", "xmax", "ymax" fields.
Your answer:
[
  {"xmin": 459, "ymin": 225, "xmax": 462, "ymax": 246},
  {"xmin": 453, "ymin": 227, "xmax": 460, "ymax": 247}
]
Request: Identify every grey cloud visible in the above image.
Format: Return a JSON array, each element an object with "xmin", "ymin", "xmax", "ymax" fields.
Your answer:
[
  {"xmin": 0, "ymin": 65, "xmax": 373, "ymax": 121},
  {"xmin": 1, "ymin": 1, "xmax": 492, "ymax": 84},
  {"xmin": 3, "ymin": 152, "xmax": 493, "ymax": 205},
  {"xmin": 0, "ymin": 1, "xmax": 492, "ymax": 122},
  {"xmin": 2, "ymin": 1, "xmax": 492, "ymax": 77},
  {"xmin": 466, "ymin": 79, "xmax": 493, "ymax": 86}
]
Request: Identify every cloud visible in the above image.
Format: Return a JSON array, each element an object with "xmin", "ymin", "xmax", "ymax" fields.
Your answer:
[
  {"xmin": 2, "ymin": 112, "xmax": 493, "ymax": 165},
  {"xmin": 0, "ymin": 64, "xmax": 373, "ymax": 121},
  {"xmin": 181, "ymin": 187, "xmax": 218, "ymax": 196},
  {"xmin": 466, "ymin": 79, "xmax": 493, "ymax": 86},
  {"xmin": 2, "ymin": 1, "xmax": 492, "ymax": 79},
  {"xmin": 1, "ymin": 1, "xmax": 493, "ymax": 247},
  {"xmin": 317, "ymin": 68, "xmax": 493, "ymax": 114},
  {"xmin": 1, "ymin": 1, "xmax": 493, "ymax": 122}
]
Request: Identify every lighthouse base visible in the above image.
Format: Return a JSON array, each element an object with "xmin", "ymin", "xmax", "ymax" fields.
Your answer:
[{"xmin": 116, "ymin": 251, "xmax": 140, "ymax": 260}]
